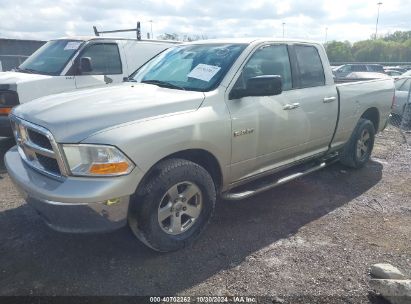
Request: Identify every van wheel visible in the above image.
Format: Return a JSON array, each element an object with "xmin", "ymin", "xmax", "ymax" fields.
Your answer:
[
  {"xmin": 340, "ymin": 118, "xmax": 375, "ymax": 169},
  {"xmin": 128, "ymin": 158, "xmax": 216, "ymax": 252}
]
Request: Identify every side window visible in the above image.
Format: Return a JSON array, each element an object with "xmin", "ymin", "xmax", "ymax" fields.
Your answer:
[
  {"xmin": 295, "ymin": 45, "xmax": 325, "ymax": 88},
  {"xmin": 399, "ymin": 79, "xmax": 411, "ymax": 91},
  {"xmin": 395, "ymin": 79, "xmax": 406, "ymax": 90},
  {"xmin": 79, "ymin": 44, "xmax": 122, "ymax": 75},
  {"xmin": 352, "ymin": 65, "xmax": 366, "ymax": 72},
  {"xmin": 368, "ymin": 65, "xmax": 384, "ymax": 73},
  {"xmin": 351, "ymin": 65, "xmax": 360, "ymax": 72},
  {"xmin": 233, "ymin": 44, "xmax": 293, "ymax": 91}
]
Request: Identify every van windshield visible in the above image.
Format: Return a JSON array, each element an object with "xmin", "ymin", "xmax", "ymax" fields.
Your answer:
[
  {"xmin": 18, "ymin": 40, "xmax": 84, "ymax": 76},
  {"xmin": 131, "ymin": 43, "xmax": 247, "ymax": 92}
]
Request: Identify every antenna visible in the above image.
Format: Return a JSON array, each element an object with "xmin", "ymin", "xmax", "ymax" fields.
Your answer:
[{"xmin": 92, "ymin": 22, "xmax": 142, "ymax": 40}]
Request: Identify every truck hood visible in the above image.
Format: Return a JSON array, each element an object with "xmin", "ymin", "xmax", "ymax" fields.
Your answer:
[
  {"xmin": 13, "ymin": 83, "xmax": 205, "ymax": 142},
  {"xmin": 0, "ymin": 71, "xmax": 72, "ymax": 103},
  {"xmin": 0, "ymin": 71, "xmax": 51, "ymax": 85}
]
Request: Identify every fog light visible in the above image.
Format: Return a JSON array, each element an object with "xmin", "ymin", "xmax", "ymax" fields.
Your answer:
[{"xmin": 104, "ymin": 198, "xmax": 121, "ymax": 206}]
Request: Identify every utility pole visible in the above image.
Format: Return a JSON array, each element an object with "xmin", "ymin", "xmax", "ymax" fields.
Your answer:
[
  {"xmin": 149, "ymin": 20, "xmax": 154, "ymax": 39},
  {"xmin": 282, "ymin": 22, "xmax": 285, "ymax": 38},
  {"xmin": 375, "ymin": 2, "xmax": 383, "ymax": 39},
  {"xmin": 324, "ymin": 27, "xmax": 328, "ymax": 44}
]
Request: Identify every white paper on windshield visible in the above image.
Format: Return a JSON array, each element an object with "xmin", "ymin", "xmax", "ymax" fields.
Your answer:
[
  {"xmin": 187, "ymin": 64, "xmax": 221, "ymax": 82},
  {"xmin": 64, "ymin": 41, "xmax": 82, "ymax": 50}
]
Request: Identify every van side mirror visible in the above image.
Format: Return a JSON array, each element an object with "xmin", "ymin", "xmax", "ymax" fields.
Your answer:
[
  {"xmin": 79, "ymin": 57, "xmax": 92, "ymax": 73},
  {"xmin": 230, "ymin": 75, "xmax": 283, "ymax": 99}
]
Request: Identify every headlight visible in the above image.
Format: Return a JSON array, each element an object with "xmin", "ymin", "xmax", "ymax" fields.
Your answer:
[
  {"xmin": 0, "ymin": 90, "xmax": 19, "ymax": 115},
  {"xmin": 62, "ymin": 144, "xmax": 134, "ymax": 176}
]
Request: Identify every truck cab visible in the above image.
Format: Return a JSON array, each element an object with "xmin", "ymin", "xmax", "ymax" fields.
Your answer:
[{"xmin": 0, "ymin": 37, "xmax": 177, "ymax": 137}]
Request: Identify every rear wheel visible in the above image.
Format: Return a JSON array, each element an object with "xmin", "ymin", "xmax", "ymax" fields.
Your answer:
[
  {"xmin": 128, "ymin": 158, "xmax": 216, "ymax": 252},
  {"xmin": 340, "ymin": 118, "xmax": 375, "ymax": 169}
]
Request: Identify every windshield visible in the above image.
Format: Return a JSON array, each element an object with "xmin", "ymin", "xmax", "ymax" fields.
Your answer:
[
  {"xmin": 132, "ymin": 43, "xmax": 247, "ymax": 91},
  {"xmin": 18, "ymin": 39, "xmax": 84, "ymax": 75}
]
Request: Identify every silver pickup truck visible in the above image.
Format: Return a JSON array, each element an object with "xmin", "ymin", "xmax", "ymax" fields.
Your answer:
[{"xmin": 5, "ymin": 38, "xmax": 394, "ymax": 252}]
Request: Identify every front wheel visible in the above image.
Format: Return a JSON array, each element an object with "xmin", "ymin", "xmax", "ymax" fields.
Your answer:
[
  {"xmin": 340, "ymin": 118, "xmax": 375, "ymax": 169},
  {"xmin": 128, "ymin": 158, "xmax": 216, "ymax": 252}
]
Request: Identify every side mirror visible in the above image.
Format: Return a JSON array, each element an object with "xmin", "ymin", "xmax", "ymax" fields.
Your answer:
[
  {"xmin": 79, "ymin": 57, "xmax": 92, "ymax": 74},
  {"xmin": 230, "ymin": 75, "xmax": 283, "ymax": 99}
]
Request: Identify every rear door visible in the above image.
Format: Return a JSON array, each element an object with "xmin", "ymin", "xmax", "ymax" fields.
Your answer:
[
  {"xmin": 73, "ymin": 42, "xmax": 125, "ymax": 89},
  {"xmin": 291, "ymin": 44, "xmax": 338, "ymax": 156}
]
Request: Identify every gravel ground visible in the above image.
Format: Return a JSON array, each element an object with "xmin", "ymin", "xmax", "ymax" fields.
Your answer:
[{"xmin": 0, "ymin": 127, "xmax": 410, "ymax": 303}]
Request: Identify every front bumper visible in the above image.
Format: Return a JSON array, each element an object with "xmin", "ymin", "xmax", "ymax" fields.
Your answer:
[
  {"xmin": 0, "ymin": 115, "xmax": 12, "ymax": 137},
  {"xmin": 5, "ymin": 146, "xmax": 142, "ymax": 233}
]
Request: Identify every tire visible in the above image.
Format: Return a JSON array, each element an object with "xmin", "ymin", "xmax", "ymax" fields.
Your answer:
[
  {"xmin": 128, "ymin": 158, "xmax": 216, "ymax": 252},
  {"xmin": 340, "ymin": 118, "xmax": 375, "ymax": 169}
]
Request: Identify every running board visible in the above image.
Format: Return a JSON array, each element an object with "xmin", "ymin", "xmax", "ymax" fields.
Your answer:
[{"xmin": 222, "ymin": 156, "xmax": 339, "ymax": 201}]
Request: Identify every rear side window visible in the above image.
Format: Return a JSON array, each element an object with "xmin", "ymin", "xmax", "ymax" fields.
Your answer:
[
  {"xmin": 294, "ymin": 45, "xmax": 325, "ymax": 88},
  {"xmin": 79, "ymin": 43, "xmax": 122, "ymax": 75}
]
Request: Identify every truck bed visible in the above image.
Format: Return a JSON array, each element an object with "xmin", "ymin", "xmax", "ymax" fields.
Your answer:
[{"xmin": 331, "ymin": 78, "xmax": 394, "ymax": 149}]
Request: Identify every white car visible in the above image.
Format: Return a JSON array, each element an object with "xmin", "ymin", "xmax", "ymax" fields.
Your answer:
[{"xmin": 0, "ymin": 37, "xmax": 178, "ymax": 137}]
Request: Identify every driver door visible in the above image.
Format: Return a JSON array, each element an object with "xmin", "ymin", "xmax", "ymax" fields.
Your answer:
[{"xmin": 227, "ymin": 44, "xmax": 309, "ymax": 182}]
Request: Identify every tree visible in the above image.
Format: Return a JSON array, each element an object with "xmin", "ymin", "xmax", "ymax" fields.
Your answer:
[
  {"xmin": 157, "ymin": 33, "xmax": 209, "ymax": 42},
  {"xmin": 157, "ymin": 33, "xmax": 180, "ymax": 41},
  {"xmin": 325, "ymin": 31, "xmax": 411, "ymax": 63},
  {"xmin": 325, "ymin": 41, "xmax": 353, "ymax": 62}
]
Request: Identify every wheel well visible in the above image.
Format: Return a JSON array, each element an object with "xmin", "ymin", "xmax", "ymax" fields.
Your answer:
[
  {"xmin": 361, "ymin": 108, "xmax": 380, "ymax": 131},
  {"xmin": 164, "ymin": 149, "xmax": 223, "ymax": 192},
  {"xmin": 137, "ymin": 149, "xmax": 223, "ymax": 195}
]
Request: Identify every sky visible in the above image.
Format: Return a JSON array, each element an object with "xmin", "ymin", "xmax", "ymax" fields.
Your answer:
[{"xmin": 0, "ymin": 0, "xmax": 410, "ymax": 43}]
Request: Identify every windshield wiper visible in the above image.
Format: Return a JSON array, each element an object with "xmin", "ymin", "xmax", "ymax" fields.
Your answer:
[
  {"xmin": 123, "ymin": 76, "xmax": 137, "ymax": 82},
  {"xmin": 15, "ymin": 67, "xmax": 54, "ymax": 75},
  {"xmin": 141, "ymin": 80, "xmax": 185, "ymax": 90},
  {"xmin": 15, "ymin": 67, "xmax": 36, "ymax": 74}
]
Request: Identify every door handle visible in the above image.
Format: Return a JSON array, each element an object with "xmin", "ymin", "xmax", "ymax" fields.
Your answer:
[
  {"xmin": 283, "ymin": 103, "xmax": 300, "ymax": 110},
  {"xmin": 323, "ymin": 96, "xmax": 336, "ymax": 103}
]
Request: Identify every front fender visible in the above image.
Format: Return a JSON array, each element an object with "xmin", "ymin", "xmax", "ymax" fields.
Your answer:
[{"xmin": 83, "ymin": 100, "xmax": 232, "ymax": 190}]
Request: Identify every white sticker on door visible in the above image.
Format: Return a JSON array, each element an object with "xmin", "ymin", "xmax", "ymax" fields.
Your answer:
[
  {"xmin": 187, "ymin": 64, "xmax": 221, "ymax": 82},
  {"xmin": 64, "ymin": 41, "xmax": 82, "ymax": 50}
]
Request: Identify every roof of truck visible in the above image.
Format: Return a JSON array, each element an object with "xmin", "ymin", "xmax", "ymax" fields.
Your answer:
[
  {"xmin": 182, "ymin": 37, "xmax": 322, "ymax": 45},
  {"xmin": 53, "ymin": 37, "xmax": 324, "ymax": 48},
  {"xmin": 55, "ymin": 36, "xmax": 179, "ymax": 44}
]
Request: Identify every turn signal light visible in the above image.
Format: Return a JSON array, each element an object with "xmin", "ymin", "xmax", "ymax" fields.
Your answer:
[
  {"xmin": 0, "ymin": 107, "xmax": 12, "ymax": 115},
  {"xmin": 89, "ymin": 162, "xmax": 130, "ymax": 175}
]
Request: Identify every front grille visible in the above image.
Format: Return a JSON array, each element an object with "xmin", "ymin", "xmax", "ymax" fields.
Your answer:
[
  {"xmin": 10, "ymin": 116, "xmax": 65, "ymax": 178},
  {"xmin": 27, "ymin": 129, "xmax": 53, "ymax": 150},
  {"xmin": 36, "ymin": 154, "xmax": 60, "ymax": 175}
]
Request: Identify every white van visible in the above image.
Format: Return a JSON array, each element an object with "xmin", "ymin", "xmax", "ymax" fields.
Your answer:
[{"xmin": 0, "ymin": 37, "xmax": 178, "ymax": 137}]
